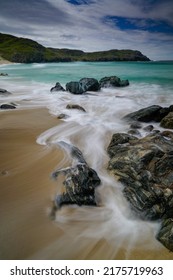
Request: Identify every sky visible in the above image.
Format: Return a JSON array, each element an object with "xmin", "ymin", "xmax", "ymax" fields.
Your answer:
[{"xmin": 0, "ymin": 0, "xmax": 173, "ymax": 60}]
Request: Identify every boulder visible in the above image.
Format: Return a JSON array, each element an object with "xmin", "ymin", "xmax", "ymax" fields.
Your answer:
[
  {"xmin": 66, "ymin": 81, "xmax": 84, "ymax": 94},
  {"xmin": 0, "ymin": 88, "xmax": 12, "ymax": 96},
  {"xmin": 123, "ymin": 105, "xmax": 173, "ymax": 123},
  {"xmin": 160, "ymin": 112, "xmax": 173, "ymax": 129},
  {"xmin": 79, "ymin": 78, "xmax": 100, "ymax": 92},
  {"xmin": 66, "ymin": 104, "xmax": 86, "ymax": 112},
  {"xmin": 50, "ymin": 142, "xmax": 101, "ymax": 213},
  {"xmin": 50, "ymin": 82, "xmax": 65, "ymax": 92},
  {"xmin": 107, "ymin": 132, "xmax": 173, "ymax": 251},
  {"xmin": 99, "ymin": 76, "xmax": 129, "ymax": 88}
]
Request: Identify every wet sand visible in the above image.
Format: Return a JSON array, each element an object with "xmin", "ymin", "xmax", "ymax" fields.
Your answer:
[
  {"xmin": 0, "ymin": 108, "xmax": 65, "ymax": 259},
  {"xmin": 0, "ymin": 108, "xmax": 172, "ymax": 260}
]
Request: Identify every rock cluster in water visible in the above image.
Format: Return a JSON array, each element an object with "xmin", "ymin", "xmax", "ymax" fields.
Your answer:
[
  {"xmin": 50, "ymin": 76, "xmax": 129, "ymax": 94},
  {"xmin": 107, "ymin": 104, "xmax": 173, "ymax": 252}
]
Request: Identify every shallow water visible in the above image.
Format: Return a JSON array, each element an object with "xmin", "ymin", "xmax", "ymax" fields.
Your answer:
[{"xmin": 0, "ymin": 62, "xmax": 173, "ymax": 259}]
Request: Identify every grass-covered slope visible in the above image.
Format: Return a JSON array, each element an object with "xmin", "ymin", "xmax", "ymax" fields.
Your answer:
[{"xmin": 0, "ymin": 33, "xmax": 150, "ymax": 63}]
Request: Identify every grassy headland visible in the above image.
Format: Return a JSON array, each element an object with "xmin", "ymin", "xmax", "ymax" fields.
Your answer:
[{"xmin": 0, "ymin": 33, "xmax": 150, "ymax": 63}]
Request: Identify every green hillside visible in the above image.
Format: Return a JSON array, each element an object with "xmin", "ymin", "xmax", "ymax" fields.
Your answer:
[{"xmin": 0, "ymin": 33, "xmax": 150, "ymax": 63}]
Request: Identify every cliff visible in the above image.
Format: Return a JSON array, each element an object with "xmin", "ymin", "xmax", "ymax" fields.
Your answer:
[{"xmin": 0, "ymin": 33, "xmax": 150, "ymax": 63}]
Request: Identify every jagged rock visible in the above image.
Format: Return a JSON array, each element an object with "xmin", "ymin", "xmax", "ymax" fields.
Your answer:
[
  {"xmin": 0, "ymin": 88, "xmax": 11, "ymax": 96},
  {"xmin": 66, "ymin": 104, "xmax": 86, "ymax": 112},
  {"xmin": 51, "ymin": 142, "xmax": 101, "ymax": 212},
  {"xmin": 107, "ymin": 132, "xmax": 173, "ymax": 251},
  {"xmin": 50, "ymin": 82, "xmax": 65, "ymax": 92},
  {"xmin": 66, "ymin": 81, "xmax": 84, "ymax": 94},
  {"xmin": 0, "ymin": 104, "xmax": 16, "ymax": 109},
  {"xmin": 99, "ymin": 76, "xmax": 129, "ymax": 88},
  {"xmin": 160, "ymin": 112, "xmax": 173, "ymax": 129}
]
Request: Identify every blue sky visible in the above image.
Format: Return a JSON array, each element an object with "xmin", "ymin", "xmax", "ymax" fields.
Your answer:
[{"xmin": 0, "ymin": 0, "xmax": 173, "ymax": 60}]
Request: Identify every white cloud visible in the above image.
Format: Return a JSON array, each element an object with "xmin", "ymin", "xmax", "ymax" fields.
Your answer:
[{"xmin": 0, "ymin": 0, "xmax": 173, "ymax": 60}]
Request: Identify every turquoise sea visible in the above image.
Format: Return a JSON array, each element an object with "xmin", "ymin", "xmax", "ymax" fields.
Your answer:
[{"xmin": 0, "ymin": 61, "xmax": 173, "ymax": 259}]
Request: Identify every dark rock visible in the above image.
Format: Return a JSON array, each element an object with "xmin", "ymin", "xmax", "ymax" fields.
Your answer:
[
  {"xmin": 51, "ymin": 142, "xmax": 101, "ymax": 211},
  {"xmin": 107, "ymin": 132, "xmax": 173, "ymax": 251},
  {"xmin": 143, "ymin": 125, "xmax": 154, "ymax": 132},
  {"xmin": 66, "ymin": 81, "xmax": 84, "ymax": 94},
  {"xmin": 161, "ymin": 130, "xmax": 173, "ymax": 140},
  {"xmin": 0, "ymin": 73, "xmax": 8, "ymax": 76},
  {"xmin": 160, "ymin": 112, "xmax": 173, "ymax": 129},
  {"xmin": 66, "ymin": 104, "xmax": 86, "ymax": 112},
  {"xmin": 157, "ymin": 219, "xmax": 173, "ymax": 252},
  {"xmin": 50, "ymin": 82, "xmax": 65, "ymax": 92},
  {"xmin": 0, "ymin": 88, "xmax": 12, "ymax": 96},
  {"xmin": 0, "ymin": 104, "xmax": 16, "ymax": 109},
  {"xmin": 123, "ymin": 105, "xmax": 162, "ymax": 122},
  {"xmin": 79, "ymin": 78, "xmax": 100, "ymax": 92},
  {"xmin": 99, "ymin": 76, "xmax": 129, "ymax": 88},
  {"xmin": 130, "ymin": 121, "xmax": 142, "ymax": 129},
  {"xmin": 128, "ymin": 129, "xmax": 141, "ymax": 136},
  {"xmin": 57, "ymin": 113, "xmax": 69, "ymax": 119}
]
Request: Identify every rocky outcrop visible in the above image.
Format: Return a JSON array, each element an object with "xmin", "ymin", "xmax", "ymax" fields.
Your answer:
[
  {"xmin": 50, "ymin": 82, "xmax": 65, "ymax": 92},
  {"xmin": 107, "ymin": 131, "xmax": 173, "ymax": 251},
  {"xmin": 99, "ymin": 76, "xmax": 129, "ymax": 88},
  {"xmin": 107, "ymin": 111, "xmax": 173, "ymax": 252},
  {"xmin": 50, "ymin": 142, "xmax": 101, "ymax": 216}
]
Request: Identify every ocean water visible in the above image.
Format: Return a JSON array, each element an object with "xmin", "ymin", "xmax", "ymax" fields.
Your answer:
[{"xmin": 0, "ymin": 61, "xmax": 173, "ymax": 259}]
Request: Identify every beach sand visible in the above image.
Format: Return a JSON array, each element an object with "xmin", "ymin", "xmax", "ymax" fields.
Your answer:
[
  {"xmin": 0, "ymin": 108, "xmax": 65, "ymax": 259},
  {"xmin": 0, "ymin": 108, "xmax": 172, "ymax": 260}
]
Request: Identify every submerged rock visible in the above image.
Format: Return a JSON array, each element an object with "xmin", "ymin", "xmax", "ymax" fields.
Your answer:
[
  {"xmin": 66, "ymin": 104, "xmax": 86, "ymax": 112},
  {"xmin": 99, "ymin": 76, "xmax": 129, "ymax": 88},
  {"xmin": 107, "ymin": 131, "xmax": 173, "ymax": 251},
  {"xmin": 0, "ymin": 104, "xmax": 16, "ymax": 109},
  {"xmin": 51, "ymin": 142, "xmax": 101, "ymax": 212},
  {"xmin": 0, "ymin": 88, "xmax": 12, "ymax": 96}
]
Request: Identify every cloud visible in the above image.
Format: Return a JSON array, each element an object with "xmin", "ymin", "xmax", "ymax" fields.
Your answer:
[{"xmin": 0, "ymin": 0, "xmax": 173, "ymax": 60}]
